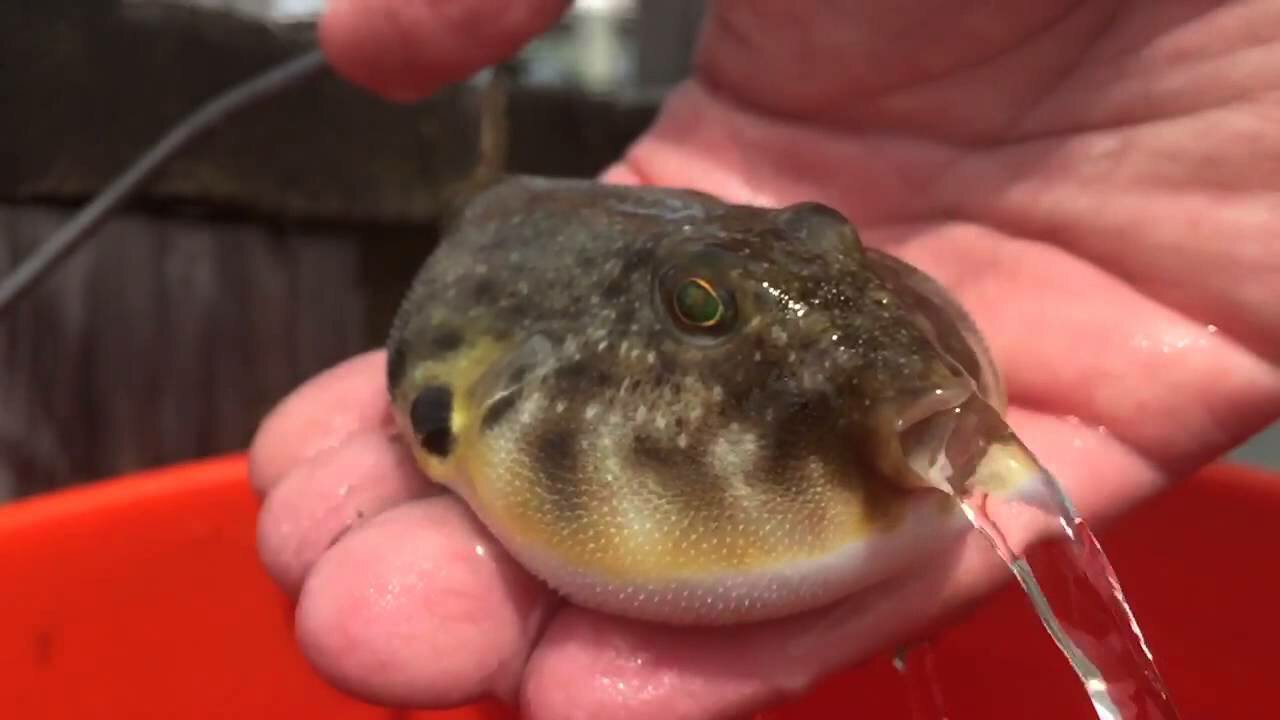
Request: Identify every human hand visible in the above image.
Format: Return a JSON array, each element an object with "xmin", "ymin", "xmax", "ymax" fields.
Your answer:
[{"xmin": 252, "ymin": 1, "xmax": 1280, "ymax": 717}]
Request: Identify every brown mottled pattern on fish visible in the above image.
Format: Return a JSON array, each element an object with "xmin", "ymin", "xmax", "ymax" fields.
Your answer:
[{"xmin": 387, "ymin": 176, "xmax": 1003, "ymax": 625}]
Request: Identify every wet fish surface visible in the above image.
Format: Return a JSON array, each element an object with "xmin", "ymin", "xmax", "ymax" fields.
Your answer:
[{"xmin": 387, "ymin": 175, "xmax": 1005, "ymax": 625}]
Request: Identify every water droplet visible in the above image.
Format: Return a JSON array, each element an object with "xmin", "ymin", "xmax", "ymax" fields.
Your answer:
[{"xmin": 894, "ymin": 643, "xmax": 950, "ymax": 719}]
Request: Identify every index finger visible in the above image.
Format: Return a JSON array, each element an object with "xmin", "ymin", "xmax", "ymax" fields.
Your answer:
[{"xmin": 249, "ymin": 350, "xmax": 394, "ymax": 495}]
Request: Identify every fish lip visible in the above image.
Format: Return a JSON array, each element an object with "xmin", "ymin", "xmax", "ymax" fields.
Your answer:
[
  {"xmin": 884, "ymin": 377, "xmax": 978, "ymax": 494},
  {"xmin": 893, "ymin": 382, "xmax": 975, "ymax": 433}
]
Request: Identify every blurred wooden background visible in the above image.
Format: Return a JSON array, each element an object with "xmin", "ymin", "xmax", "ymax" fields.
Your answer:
[{"xmin": 0, "ymin": 0, "xmax": 689, "ymax": 499}]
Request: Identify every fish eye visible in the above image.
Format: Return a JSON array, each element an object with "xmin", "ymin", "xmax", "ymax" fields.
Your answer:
[
  {"xmin": 654, "ymin": 244, "xmax": 742, "ymax": 341},
  {"xmin": 672, "ymin": 277, "xmax": 727, "ymax": 327},
  {"xmin": 659, "ymin": 268, "xmax": 737, "ymax": 338}
]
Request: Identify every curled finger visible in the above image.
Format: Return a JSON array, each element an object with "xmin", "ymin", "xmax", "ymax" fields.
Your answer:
[{"xmin": 295, "ymin": 495, "xmax": 560, "ymax": 708}]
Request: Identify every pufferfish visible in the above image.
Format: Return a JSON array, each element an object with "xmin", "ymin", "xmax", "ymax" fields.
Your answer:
[{"xmin": 386, "ymin": 175, "xmax": 1023, "ymax": 626}]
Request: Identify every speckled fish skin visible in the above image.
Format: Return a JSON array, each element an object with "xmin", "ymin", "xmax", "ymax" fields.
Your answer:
[{"xmin": 386, "ymin": 175, "xmax": 1005, "ymax": 625}]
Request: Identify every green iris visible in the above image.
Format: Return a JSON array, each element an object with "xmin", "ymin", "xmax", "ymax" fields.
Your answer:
[{"xmin": 673, "ymin": 278, "xmax": 725, "ymax": 327}]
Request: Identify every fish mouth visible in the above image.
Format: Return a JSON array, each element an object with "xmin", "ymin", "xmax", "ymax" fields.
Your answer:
[
  {"xmin": 891, "ymin": 374, "xmax": 1037, "ymax": 500},
  {"xmin": 892, "ymin": 380, "xmax": 975, "ymax": 494}
]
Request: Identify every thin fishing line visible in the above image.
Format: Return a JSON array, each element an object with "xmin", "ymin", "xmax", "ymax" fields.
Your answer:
[{"xmin": 0, "ymin": 48, "xmax": 329, "ymax": 319}]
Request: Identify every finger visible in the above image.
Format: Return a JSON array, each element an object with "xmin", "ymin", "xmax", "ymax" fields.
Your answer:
[
  {"xmin": 249, "ymin": 350, "xmax": 391, "ymax": 496},
  {"xmin": 295, "ymin": 495, "xmax": 559, "ymax": 708},
  {"xmin": 1002, "ymin": 408, "xmax": 1163, "ymax": 524},
  {"xmin": 598, "ymin": 161, "xmax": 644, "ymax": 186},
  {"xmin": 319, "ymin": 0, "xmax": 569, "ymax": 101},
  {"xmin": 256, "ymin": 429, "xmax": 435, "ymax": 595}
]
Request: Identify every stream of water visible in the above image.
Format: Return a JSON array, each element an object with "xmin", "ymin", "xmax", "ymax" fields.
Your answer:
[{"xmin": 900, "ymin": 395, "xmax": 1181, "ymax": 719}]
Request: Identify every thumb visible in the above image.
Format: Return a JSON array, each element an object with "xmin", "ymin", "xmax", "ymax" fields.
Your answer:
[{"xmin": 319, "ymin": 0, "xmax": 568, "ymax": 102}]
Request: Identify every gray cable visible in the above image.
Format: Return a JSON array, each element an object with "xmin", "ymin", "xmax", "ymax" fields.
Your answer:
[{"xmin": 0, "ymin": 48, "xmax": 329, "ymax": 318}]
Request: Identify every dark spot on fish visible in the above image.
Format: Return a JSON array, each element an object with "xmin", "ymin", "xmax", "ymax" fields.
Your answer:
[
  {"xmin": 620, "ymin": 246, "xmax": 656, "ymax": 275},
  {"xmin": 602, "ymin": 247, "xmax": 655, "ymax": 299},
  {"xmin": 649, "ymin": 349, "xmax": 679, "ymax": 386},
  {"xmin": 471, "ymin": 278, "xmax": 499, "ymax": 303},
  {"xmin": 427, "ymin": 328, "xmax": 464, "ymax": 355},
  {"xmin": 832, "ymin": 432, "xmax": 912, "ymax": 526},
  {"xmin": 756, "ymin": 388, "xmax": 831, "ymax": 492},
  {"xmin": 555, "ymin": 360, "xmax": 614, "ymax": 391},
  {"xmin": 387, "ymin": 344, "xmax": 407, "ymax": 390},
  {"xmin": 755, "ymin": 387, "xmax": 910, "ymax": 526},
  {"xmin": 759, "ymin": 425, "xmax": 807, "ymax": 491},
  {"xmin": 536, "ymin": 427, "xmax": 576, "ymax": 471},
  {"xmin": 555, "ymin": 362, "xmax": 585, "ymax": 383},
  {"xmin": 480, "ymin": 391, "xmax": 519, "ymax": 431},
  {"xmin": 600, "ymin": 274, "xmax": 630, "ymax": 300},
  {"xmin": 531, "ymin": 425, "xmax": 586, "ymax": 519},
  {"xmin": 631, "ymin": 433, "xmax": 671, "ymax": 468},
  {"xmin": 631, "ymin": 432, "xmax": 724, "ymax": 514},
  {"xmin": 411, "ymin": 385, "xmax": 454, "ymax": 457},
  {"xmin": 612, "ymin": 302, "xmax": 636, "ymax": 328},
  {"xmin": 506, "ymin": 363, "xmax": 531, "ymax": 387},
  {"xmin": 733, "ymin": 371, "xmax": 804, "ymax": 419}
]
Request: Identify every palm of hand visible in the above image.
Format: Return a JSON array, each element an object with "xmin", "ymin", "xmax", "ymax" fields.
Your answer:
[{"xmin": 252, "ymin": 3, "xmax": 1279, "ymax": 718}]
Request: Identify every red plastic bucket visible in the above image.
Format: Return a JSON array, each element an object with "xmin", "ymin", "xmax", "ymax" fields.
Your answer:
[{"xmin": 2, "ymin": 456, "xmax": 1273, "ymax": 719}]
